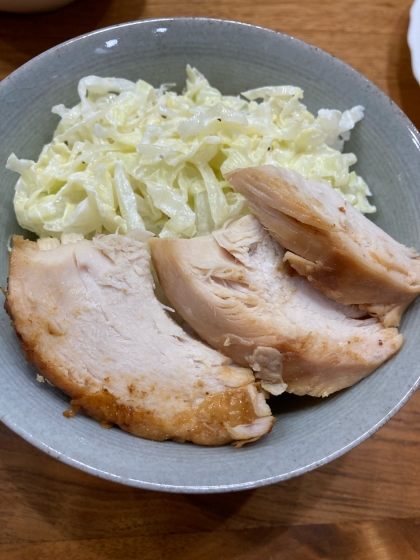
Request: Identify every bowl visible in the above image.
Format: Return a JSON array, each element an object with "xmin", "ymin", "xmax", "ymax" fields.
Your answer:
[{"xmin": 1, "ymin": 18, "xmax": 419, "ymax": 493}]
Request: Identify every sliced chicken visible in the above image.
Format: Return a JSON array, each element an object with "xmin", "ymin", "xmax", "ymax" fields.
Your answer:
[
  {"xmin": 150, "ymin": 215, "xmax": 403, "ymax": 397},
  {"xmin": 5, "ymin": 233, "xmax": 274, "ymax": 446},
  {"xmin": 227, "ymin": 165, "xmax": 420, "ymax": 327}
]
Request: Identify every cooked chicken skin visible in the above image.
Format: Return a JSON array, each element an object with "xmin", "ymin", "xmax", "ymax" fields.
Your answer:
[
  {"xmin": 150, "ymin": 215, "xmax": 403, "ymax": 397},
  {"xmin": 5, "ymin": 234, "xmax": 274, "ymax": 446},
  {"xmin": 227, "ymin": 165, "xmax": 420, "ymax": 327}
]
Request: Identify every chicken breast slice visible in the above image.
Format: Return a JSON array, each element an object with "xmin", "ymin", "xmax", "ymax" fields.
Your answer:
[
  {"xmin": 5, "ymin": 234, "xmax": 274, "ymax": 446},
  {"xmin": 227, "ymin": 165, "xmax": 420, "ymax": 327},
  {"xmin": 150, "ymin": 215, "xmax": 403, "ymax": 397}
]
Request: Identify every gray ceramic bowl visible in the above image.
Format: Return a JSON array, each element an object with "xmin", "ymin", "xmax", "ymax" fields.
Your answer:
[{"xmin": 1, "ymin": 18, "xmax": 419, "ymax": 493}]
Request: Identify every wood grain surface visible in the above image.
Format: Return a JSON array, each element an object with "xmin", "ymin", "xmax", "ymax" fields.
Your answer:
[{"xmin": 0, "ymin": 0, "xmax": 420, "ymax": 558}]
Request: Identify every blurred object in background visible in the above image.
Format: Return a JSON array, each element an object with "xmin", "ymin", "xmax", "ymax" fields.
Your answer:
[
  {"xmin": 0, "ymin": 0, "xmax": 74, "ymax": 13},
  {"xmin": 408, "ymin": 0, "xmax": 420, "ymax": 84}
]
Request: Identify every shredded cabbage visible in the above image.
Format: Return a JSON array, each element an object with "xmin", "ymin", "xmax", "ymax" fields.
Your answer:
[{"xmin": 7, "ymin": 66, "xmax": 374, "ymax": 239}]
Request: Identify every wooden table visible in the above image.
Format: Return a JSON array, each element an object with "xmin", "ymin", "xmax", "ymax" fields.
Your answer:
[{"xmin": 1, "ymin": 0, "xmax": 419, "ymax": 558}]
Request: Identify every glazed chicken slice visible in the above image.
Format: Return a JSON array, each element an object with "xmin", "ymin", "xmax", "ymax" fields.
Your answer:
[
  {"xmin": 150, "ymin": 215, "xmax": 403, "ymax": 397},
  {"xmin": 5, "ymin": 233, "xmax": 274, "ymax": 446},
  {"xmin": 227, "ymin": 165, "xmax": 420, "ymax": 327}
]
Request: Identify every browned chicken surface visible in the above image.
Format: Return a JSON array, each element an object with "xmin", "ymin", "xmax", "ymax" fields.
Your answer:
[
  {"xmin": 227, "ymin": 165, "xmax": 420, "ymax": 327},
  {"xmin": 5, "ymin": 233, "xmax": 274, "ymax": 446},
  {"xmin": 150, "ymin": 215, "xmax": 403, "ymax": 397}
]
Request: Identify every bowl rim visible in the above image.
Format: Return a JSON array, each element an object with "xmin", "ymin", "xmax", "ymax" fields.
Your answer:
[{"xmin": 1, "ymin": 17, "xmax": 420, "ymax": 493}]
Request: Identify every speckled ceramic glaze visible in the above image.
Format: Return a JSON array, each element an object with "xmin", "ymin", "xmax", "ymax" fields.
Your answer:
[{"xmin": 1, "ymin": 18, "xmax": 419, "ymax": 493}]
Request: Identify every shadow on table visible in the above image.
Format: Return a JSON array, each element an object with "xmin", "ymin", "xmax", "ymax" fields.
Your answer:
[
  {"xmin": 0, "ymin": 0, "xmax": 146, "ymax": 71},
  {"xmin": 0, "ymin": 416, "xmax": 338, "ymax": 555}
]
